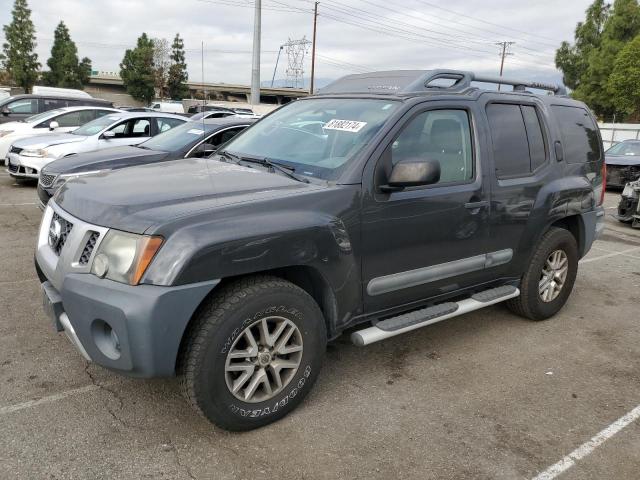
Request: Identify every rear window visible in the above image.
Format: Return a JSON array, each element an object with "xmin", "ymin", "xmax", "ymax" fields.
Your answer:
[{"xmin": 551, "ymin": 105, "xmax": 601, "ymax": 164}]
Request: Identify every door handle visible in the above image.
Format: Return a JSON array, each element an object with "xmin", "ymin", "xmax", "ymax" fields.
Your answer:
[{"xmin": 465, "ymin": 200, "xmax": 489, "ymax": 210}]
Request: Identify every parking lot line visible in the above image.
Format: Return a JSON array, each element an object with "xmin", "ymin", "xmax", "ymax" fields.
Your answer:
[
  {"xmin": 0, "ymin": 202, "xmax": 38, "ymax": 206},
  {"xmin": 531, "ymin": 404, "xmax": 640, "ymax": 480},
  {"xmin": 0, "ymin": 384, "xmax": 102, "ymax": 416},
  {"xmin": 579, "ymin": 246, "xmax": 640, "ymax": 264}
]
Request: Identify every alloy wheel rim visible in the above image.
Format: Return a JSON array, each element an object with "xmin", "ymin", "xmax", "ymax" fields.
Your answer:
[
  {"xmin": 538, "ymin": 249, "xmax": 569, "ymax": 303},
  {"xmin": 224, "ymin": 316, "xmax": 303, "ymax": 403}
]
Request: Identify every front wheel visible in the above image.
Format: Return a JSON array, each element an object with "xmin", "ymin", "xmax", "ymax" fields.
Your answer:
[
  {"xmin": 506, "ymin": 227, "xmax": 578, "ymax": 321},
  {"xmin": 178, "ymin": 275, "xmax": 326, "ymax": 431}
]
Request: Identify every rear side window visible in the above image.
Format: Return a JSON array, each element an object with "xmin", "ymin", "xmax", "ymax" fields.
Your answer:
[
  {"xmin": 551, "ymin": 105, "xmax": 601, "ymax": 164},
  {"xmin": 487, "ymin": 103, "xmax": 548, "ymax": 178}
]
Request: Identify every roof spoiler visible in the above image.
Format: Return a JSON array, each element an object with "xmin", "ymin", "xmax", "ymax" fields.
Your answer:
[{"xmin": 318, "ymin": 69, "xmax": 567, "ymax": 96}]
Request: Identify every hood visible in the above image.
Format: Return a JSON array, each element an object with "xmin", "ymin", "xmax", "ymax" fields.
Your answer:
[
  {"xmin": 13, "ymin": 132, "xmax": 86, "ymax": 149},
  {"xmin": 54, "ymin": 157, "xmax": 322, "ymax": 234},
  {"xmin": 44, "ymin": 145, "xmax": 169, "ymax": 175},
  {"xmin": 605, "ymin": 154, "xmax": 640, "ymax": 167}
]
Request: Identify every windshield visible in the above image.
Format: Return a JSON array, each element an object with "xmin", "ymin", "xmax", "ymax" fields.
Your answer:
[
  {"xmin": 139, "ymin": 121, "xmax": 216, "ymax": 151},
  {"xmin": 72, "ymin": 114, "xmax": 121, "ymax": 136},
  {"xmin": 24, "ymin": 109, "xmax": 65, "ymax": 123},
  {"xmin": 606, "ymin": 142, "xmax": 640, "ymax": 156},
  {"xmin": 221, "ymin": 98, "xmax": 399, "ymax": 180}
]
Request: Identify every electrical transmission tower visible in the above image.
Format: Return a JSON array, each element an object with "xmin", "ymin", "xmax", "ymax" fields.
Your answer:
[
  {"xmin": 496, "ymin": 41, "xmax": 515, "ymax": 91},
  {"xmin": 284, "ymin": 37, "xmax": 312, "ymax": 88}
]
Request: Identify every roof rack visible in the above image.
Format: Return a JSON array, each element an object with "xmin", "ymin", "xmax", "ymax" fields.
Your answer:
[{"xmin": 317, "ymin": 69, "xmax": 567, "ymax": 96}]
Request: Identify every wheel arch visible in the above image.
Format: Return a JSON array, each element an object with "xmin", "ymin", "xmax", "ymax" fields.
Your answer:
[{"xmin": 175, "ymin": 266, "xmax": 338, "ymax": 374}]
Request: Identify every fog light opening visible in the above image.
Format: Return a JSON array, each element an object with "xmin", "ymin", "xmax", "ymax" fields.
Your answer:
[{"xmin": 91, "ymin": 319, "xmax": 122, "ymax": 360}]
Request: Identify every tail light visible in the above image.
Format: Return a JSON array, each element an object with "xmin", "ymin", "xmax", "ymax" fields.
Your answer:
[{"xmin": 598, "ymin": 162, "xmax": 607, "ymax": 206}]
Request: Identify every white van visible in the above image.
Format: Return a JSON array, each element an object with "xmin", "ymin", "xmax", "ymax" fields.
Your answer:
[{"xmin": 150, "ymin": 101, "xmax": 185, "ymax": 114}]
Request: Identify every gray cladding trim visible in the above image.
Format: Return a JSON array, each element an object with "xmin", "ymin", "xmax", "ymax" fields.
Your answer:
[{"xmin": 367, "ymin": 248, "xmax": 513, "ymax": 296}]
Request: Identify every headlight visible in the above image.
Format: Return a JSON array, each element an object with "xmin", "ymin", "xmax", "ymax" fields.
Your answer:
[
  {"xmin": 0, "ymin": 130, "xmax": 14, "ymax": 138},
  {"xmin": 56, "ymin": 169, "xmax": 105, "ymax": 187},
  {"xmin": 91, "ymin": 230, "xmax": 163, "ymax": 285},
  {"xmin": 21, "ymin": 148, "xmax": 48, "ymax": 157}
]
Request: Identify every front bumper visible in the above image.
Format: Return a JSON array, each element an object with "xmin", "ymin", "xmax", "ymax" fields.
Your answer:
[
  {"xmin": 38, "ymin": 271, "xmax": 218, "ymax": 377},
  {"xmin": 6, "ymin": 152, "xmax": 55, "ymax": 179},
  {"xmin": 35, "ymin": 201, "xmax": 219, "ymax": 377}
]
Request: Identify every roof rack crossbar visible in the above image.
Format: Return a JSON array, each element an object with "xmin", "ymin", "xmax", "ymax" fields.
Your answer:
[{"xmin": 413, "ymin": 70, "xmax": 566, "ymax": 95}]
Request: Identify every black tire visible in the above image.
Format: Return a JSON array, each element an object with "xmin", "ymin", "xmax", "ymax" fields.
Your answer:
[
  {"xmin": 506, "ymin": 227, "xmax": 578, "ymax": 321},
  {"xmin": 178, "ymin": 275, "xmax": 326, "ymax": 431}
]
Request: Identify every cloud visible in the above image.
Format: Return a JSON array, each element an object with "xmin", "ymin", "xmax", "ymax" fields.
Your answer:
[{"xmin": 0, "ymin": 0, "xmax": 592, "ymax": 86}]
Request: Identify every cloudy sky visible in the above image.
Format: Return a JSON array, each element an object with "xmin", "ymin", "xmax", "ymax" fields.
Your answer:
[{"xmin": 1, "ymin": 0, "xmax": 593, "ymax": 88}]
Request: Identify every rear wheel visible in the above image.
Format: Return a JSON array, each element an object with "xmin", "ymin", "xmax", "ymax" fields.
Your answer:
[
  {"xmin": 178, "ymin": 275, "xmax": 326, "ymax": 431},
  {"xmin": 507, "ymin": 227, "xmax": 578, "ymax": 320}
]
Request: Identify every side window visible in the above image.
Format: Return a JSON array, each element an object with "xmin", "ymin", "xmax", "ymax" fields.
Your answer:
[
  {"xmin": 391, "ymin": 109, "xmax": 473, "ymax": 184},
  {"xmin": 212, "ymin": 127, "xmax": 244, "ymax": 146},
  {"xmin": 94, "ymin": 110, "xmax": 111, "ymax": 120},
  {"xmin": 551, "ymin": 105, "xmax": 601, "ymax": 164},
  {"xmin": 78, "ymin": 110, "xmax": 95, "ymax": 124},
  {"xmin": 108, "ymin": 120, "xmax": 130, "ymax": 137},
  {"xmin": 6, "ymin": 99, "xmax": 38, "ymax": 114},
  {"xmin": 54, "ymin": 111, "xmax": 83, "ymax": 127},
  {"xmin": 43, "ymin": 98, "xmax": 67, "ymax": 110},
  {"xmin": 521, "ymin": 105, "xmax": 547, "ymax": 171},
  {"xmin": 156, "ymin": 117, "xmax": 183, "ymax": 132},
  {"xmin": 486, "ymin": 104, "xmax": 531, "ymax": 178},
  {"xmin": 132, "ymin": 118, "xmax": 151, "ymax": 136}
]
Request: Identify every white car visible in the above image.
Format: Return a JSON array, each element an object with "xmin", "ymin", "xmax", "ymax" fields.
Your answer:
[
  {"xmin": 6, "ymin": 112, "xmax": 187, "ymax": 179},
  {"xmin": 0, "ymin": 106, "xmax": 120, "ymax": 160},
  {"xmin": 149, "ymin": 101, "xmax": 185, "ymax": 114}
]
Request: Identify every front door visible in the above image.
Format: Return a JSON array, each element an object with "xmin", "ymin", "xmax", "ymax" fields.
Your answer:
[{"xmin": 361, "ymin": 103, "xmax": 494, "ymax": 313}]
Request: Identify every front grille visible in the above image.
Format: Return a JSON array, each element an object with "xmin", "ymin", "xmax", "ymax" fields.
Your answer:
[
  {"xmin": 9, "ymin": 145, "xmax": 22, "ymax": 154},
  {"xmin": 49, "ymin": 212, "xmax": 74, "ymax": 256},
  {"xmin": 79, "ymin": 231, "xmax": 100, "ymax": 265},
  {"xmin": 39, "ymin": 172, "xmax": 57, "ymax": 188},
  {"xmin": 608, "ymin": 165, "xmax": 640, "ymax": 186}
]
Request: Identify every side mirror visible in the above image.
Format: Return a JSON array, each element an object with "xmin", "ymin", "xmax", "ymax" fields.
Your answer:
[
  {"xmin": 102, "ymin": 130, "xmax": 115, "ymax": 139},
  {"xmin": 381, "ymin": 158, "xmax": 441, "ymax": 192},
  {"xmin": 1, "ymin": 107, "xmax": 9, "ymax": 115},
  {"xmin": 49, "ymin": 121, "xmax": 59, "ymax": 131}
]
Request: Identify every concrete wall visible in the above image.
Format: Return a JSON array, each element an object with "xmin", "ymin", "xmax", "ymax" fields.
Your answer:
[
  {"xmin": 598, "ymin": 122, "xmax": 640, "ymax": 149},
  {"xmin": 84, "ymin": 85, "xmax": 144, "ymax": 107}
]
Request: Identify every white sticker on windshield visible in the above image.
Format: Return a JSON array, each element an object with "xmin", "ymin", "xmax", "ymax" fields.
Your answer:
[
  {"xmin": 107, "ymin": 116, "xmax": 121, "ymax": 120},
  {"xmin": 323, "ymin": 119, "xmax": 367, "ymax": 133},
  {"xmin": 187, "ymin": 128, "xmax": 204, "ymax": 135}
]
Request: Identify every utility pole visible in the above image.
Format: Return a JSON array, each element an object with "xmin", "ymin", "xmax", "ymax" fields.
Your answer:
[
  {"xmin": 251, "ymin": 0, "xmax": 261, "ymax": 105},
  {"xmin": 496, "ymin": 41, "xmax": 514, "ymax": 91},
  {"xmin": 310, "ymin": 1, "xmax": 319, "ymax": 95}
]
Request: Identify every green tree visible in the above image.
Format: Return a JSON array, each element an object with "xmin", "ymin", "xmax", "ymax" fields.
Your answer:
[
  {"xmin": 167, "ymin": 34, "xmax": 188, "ymax": 100},
  {"xmin": 608, "ymin": 34, "xmax": 640, "ymax": 120},
  {"xmin": 120, "ymin": 33, "xmax": 155, "ymax": 104},
  {"xmin": 42, "ymin": 21, "xmax": 91, "ymax": 89},
  {"xmin": 1, "ymin": 0, "xmax": 40, "ymax": 93},
  {"xmin": 578, "ymin": 0, "xmax": 640, "ymax": 118},
  {"xmin": 555, "ymin": 0, "xmax": 610, "ymax": 90}
]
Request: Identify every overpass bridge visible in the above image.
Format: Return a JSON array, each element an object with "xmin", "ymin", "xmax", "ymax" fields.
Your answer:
[{"xmin": 87, "ymin": 74, "xmax": 309, "ymax": 106}]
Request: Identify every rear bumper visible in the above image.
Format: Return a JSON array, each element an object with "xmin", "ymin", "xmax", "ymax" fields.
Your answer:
[
  {"xmin": 38, "ymin": 265, "xmax": 219, "ymax": 377},
  {"xmin": 580, "ymin": 207, "xmax": 605, "ymax": 257}
]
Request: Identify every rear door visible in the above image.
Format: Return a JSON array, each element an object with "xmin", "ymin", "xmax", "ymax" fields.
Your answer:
[
  {"xmin": 361, "ymin": 101, "xmax": 493, "ymax": 313},
  {"xmin": 480, "ymin": 95, "xmax": 555, "ymax": 278}
]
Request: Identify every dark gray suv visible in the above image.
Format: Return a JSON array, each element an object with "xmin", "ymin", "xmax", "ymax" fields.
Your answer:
[{"xmin": 35, "ymin": 70, "xmax": 606, "ymax": 431}]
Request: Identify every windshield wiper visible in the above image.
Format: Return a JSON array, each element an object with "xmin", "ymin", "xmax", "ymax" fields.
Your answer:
[
  {"xmin": 239, "ymin": 156, "xmax": 310, "ymax": 184},
  {"xmin": 218, "ymin": 150, "xmax": 242, "ymax": 163}
]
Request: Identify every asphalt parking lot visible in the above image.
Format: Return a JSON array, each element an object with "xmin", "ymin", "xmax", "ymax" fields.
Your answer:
[{"xmin": 0, "ymin": 173, "xmax": 638, "ymax": 480}]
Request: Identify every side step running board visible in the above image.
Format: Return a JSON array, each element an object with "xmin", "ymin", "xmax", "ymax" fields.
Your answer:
[{"xmin": 351, "ymin": 285, "xmax": 520, "ymax": 346}]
